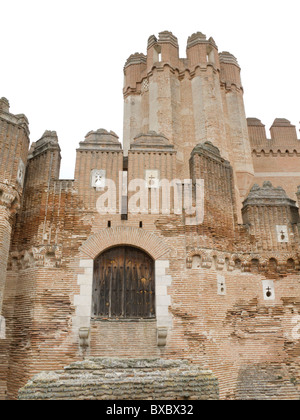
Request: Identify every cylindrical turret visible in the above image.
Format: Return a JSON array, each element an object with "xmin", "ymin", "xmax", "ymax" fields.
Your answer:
[
  {"xmin": 157, "ymin": 31, "xmax": 179, "ymax": 66},
  {"xmin": 146, "ymin": 35, "xmax": 160, "ymax": 71},
  {"xmin": 123, "ymin": 53, "xmax": 146, "ymax": 155},
  {"xmin": 220, "ymin": 51, "xmax": 254, "ymax": 206},
  {"xmin": 187, "ymin": 33, "xmax": 227, "ymax": 159},
  {"xmin": 145, "ymin": 32, "xmax": 181, "ymax": 146},
  {"xmin": 219, "ymin": 51, "xmax": 242, "ymax": 88},
  {"xmin": 186, "ymin": 32, "xmax": 220, "ymax": 70}
]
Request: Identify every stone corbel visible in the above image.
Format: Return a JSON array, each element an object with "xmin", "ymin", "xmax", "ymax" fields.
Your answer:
[
  {"xmin": 79, "ymin": 327, "xmax": 90, "ymax": 348},
  {"xmin": 157, "ymin": 327, "xmax": 168, "ymax": 347}
]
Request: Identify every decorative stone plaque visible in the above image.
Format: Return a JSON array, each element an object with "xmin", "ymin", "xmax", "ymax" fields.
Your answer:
[
  {"xmin": 17, "ymin": 159, "xmax": 25, "ymax": 186},
  {"xmin": 145, "ymin": 169, "xmax": 159, "ymax": 189},
  {"xmin": 217, "ymin": 274, "xmax": 226, "ymax": 296},
  {"xmin": 262, "ymin": 280, "xmax": 275, "ymax": 301},
  {"xmin": 91, "ymin": 169, "xmax": 106, "ymax": 189},
  {"xmin": 276, "ymin": 225, "xmax": 288, "ymax": 243}
]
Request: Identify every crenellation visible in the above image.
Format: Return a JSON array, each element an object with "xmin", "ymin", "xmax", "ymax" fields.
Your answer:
[
  {"xmin": 248, "ymin": 118, "xmax": 300, "ymax": 151},
  {"xmin": 270, "ymin": 118, "xmax": 299, "ymax": 144}
]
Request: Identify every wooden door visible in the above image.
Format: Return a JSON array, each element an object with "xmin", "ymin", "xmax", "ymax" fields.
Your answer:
[{"xmin": 93, "ymin": 246, "xmax": 155, "ymax": 319}]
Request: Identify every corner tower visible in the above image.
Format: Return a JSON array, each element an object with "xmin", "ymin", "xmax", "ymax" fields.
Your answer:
[{"xmin": 0, "ymin": 98, "xmax": 29, "ymax": 315}]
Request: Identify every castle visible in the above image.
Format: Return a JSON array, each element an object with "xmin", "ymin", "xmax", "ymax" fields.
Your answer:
[{"xmin": 0, "ymin": 31, "xmax": 300, "ymax": 400}]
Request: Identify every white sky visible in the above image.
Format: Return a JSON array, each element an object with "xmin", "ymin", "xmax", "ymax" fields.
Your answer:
[{"xmin": 1, "ymin": 0, "xmax": 299, "ymax": 179}]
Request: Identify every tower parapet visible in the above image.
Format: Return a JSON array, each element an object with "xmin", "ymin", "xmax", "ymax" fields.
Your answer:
[
  {"xmin": 186, "ymin": 32, "xmax": 219, "ymax": 69},
  {"xmin": 123, "ymin": 53, "xmax": 147, "ymax": 94},
  {"xmin": 26, "ymin": 130, "xmax": 61, "ymax": 188},
  {"xmin": 146, "ymin": 31, "xmax": 179, "ymax": 71}
]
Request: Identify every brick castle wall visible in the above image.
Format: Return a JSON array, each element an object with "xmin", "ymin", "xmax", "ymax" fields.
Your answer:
[{"xmin": 0, "ymin": 32, "xmax": 300, "ymax": 401}]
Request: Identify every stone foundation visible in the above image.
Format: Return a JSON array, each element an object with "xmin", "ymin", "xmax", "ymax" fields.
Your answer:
[{"xmin": 18, "ymin": 358, "xmax": 219, "ymax": 401}]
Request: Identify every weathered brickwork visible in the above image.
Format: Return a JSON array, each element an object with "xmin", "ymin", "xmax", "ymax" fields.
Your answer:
[{"xmin": 0, "ymin": 32, "xmax": 300, "ymax": 400}]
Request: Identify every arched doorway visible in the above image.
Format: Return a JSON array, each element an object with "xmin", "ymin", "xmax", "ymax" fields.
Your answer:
[{"xmin": 92, "ymin": 246, "xmax": 155, "ymax": 319}]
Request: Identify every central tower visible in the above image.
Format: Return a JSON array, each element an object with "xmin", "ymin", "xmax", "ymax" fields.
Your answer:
[{"xmin": 123, "ymin": 31, "xmax": 254, "ymax": 209}]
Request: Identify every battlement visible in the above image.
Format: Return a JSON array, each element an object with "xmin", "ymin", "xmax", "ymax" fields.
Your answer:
[
  {"xmin": 247, "ymin": 118, "xmax": 300, "ymax": 152},
  {"xmin": 0, "ymin": 97, "xmax": 29, "ymax": 135},
  {"xmin": 28, "ymin": 130, "xmax": 60, "ymax": 159},
  {"xmin": 124, "ymin": 53, "xmax": 147, "ymax": 69},
  {"xmin": 219, "ymin": 51, "xmax": 240, "ymax": 67},
  {"xmin": 187, "ymin": 32, "xmax": 217, "ymax": 49},
  {"xmin": 123, "ymin": 31, "xmax": 237, "ymax": 94},
  {"xmin": 186, "ymin": 32, "xmax": 220, "ymax": 71}
]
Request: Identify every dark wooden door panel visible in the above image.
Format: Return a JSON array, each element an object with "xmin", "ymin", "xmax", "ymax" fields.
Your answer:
[{"xmin": 93, "ymin": 246, "xmax": 155, "ymax": 319}]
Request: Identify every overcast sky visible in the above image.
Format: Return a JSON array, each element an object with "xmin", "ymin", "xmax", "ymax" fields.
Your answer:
[{"xmin": 1, "ymin": 0, "xmax": 299, "ymax": 179}]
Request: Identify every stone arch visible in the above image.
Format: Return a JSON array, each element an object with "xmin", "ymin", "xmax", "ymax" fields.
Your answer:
[
  {"xmin": 74, "ymin": 228, "xmax": 173, "ymax": 342},
  {"xmin": 79, "ymin": 227, "xmax": 170, "ymax": 261},
  {"xmin": 92, "ymin": 245, "xmax": 155, "ymax": 319}
]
